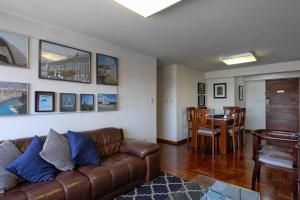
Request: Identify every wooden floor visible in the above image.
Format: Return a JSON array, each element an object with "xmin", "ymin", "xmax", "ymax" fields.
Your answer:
[{"xmin": 159, "ymin": 133, "xmax": 296, "ymax": 200}]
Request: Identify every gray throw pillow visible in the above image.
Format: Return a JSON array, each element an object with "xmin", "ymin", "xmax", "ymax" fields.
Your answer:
[
  {"xmin": 39, "ymin": 129, "xmax": 74, "ymax": 171},
  {"xmin": 0, "ymin": 141, "xmax": 22, "ymax": 193}
]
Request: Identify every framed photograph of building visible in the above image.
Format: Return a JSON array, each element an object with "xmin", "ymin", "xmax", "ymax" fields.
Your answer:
[
  {"xmin": 0, "ymin": 81, "xmax": 28, "ymax": 116},
  {"xmin": 35, "ymin": 91, "xmax": 55, "ymax": 112},
  {"xmin": 0, "ymin": 30, "xmax": 28, "ymax": 68},
  {"xmin": 60, "ymin": 93, "xmax": 76, "ymax": 112},
  {"xmin": 198, "ymin": 95, "xmax": 205, "ymax": 106},
  {"xmin": 97, "ymin": 93, "xmax": 117, "ymax": 111},
  {"xmin": 198, "ymin": 83, "xmax": 205, "ymax": 94},
  {"xmin": 213, "ymin": 83, "xmax": 227, "ymax": 99},
  {"xmin": 39, "ymin": 40, "xmax": 91, "ymax": 83},
  {"xmin": 80, "ymin": 94, "xmax": 94, "ymax": 111},
  {"xmin": 96, "ymin": 54, "xmax": 118, "ymax": 85}
]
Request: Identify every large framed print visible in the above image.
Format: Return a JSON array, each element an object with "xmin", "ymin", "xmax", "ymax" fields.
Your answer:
[
  {"xmin": 35, "ymin": 91, "xmax": 55, "ymax": 112},
  {"xmin": 213, "ymin": 83, "xmax": 227, "ymax": 99},
  {"xmin": 96, "ymin": 54, "xmax": 118, "ymax": 85},
  {"xmin": 0, "ymin": 30, "xmax": 28, "ymax": 68},
  {"xmin": 80, "ymin": 94, "xmax": 94, "ymax": 111},
  {"xmin": 0, "ymin": 81, "xmax": 28, "ymax": 116},
  {"xmin": 60, "ymin": 93, "xmax": 76, "ymax": 112},
  {"xmin": 39, "ymin": 40, "xmax": 91, "ymax": 83},
  {"xmin": 97, "ymin": 94, "xmax": 117, "ymax": 111}
]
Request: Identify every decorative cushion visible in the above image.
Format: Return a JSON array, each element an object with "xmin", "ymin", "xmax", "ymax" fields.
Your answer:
[
  {"xmin": 197, "ymin": 127, "xmax": 221, "ymax": 135},
  {"xmin": 0, "ymin": 141, "xmax": 22, "ymax": 193},
  {"xmin": 68, "ymin": 131, "xmax": 101, "ymax": 166},
  {"xmin": 6, "ymin": 136, "xmax": 58, "ymax": 183},
  {"xmin": 39, "ymin": 129, "xmax": 74, "ymax": 171}
]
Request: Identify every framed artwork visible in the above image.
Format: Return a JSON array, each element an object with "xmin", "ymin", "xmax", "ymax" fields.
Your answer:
[
  {"xmin": 39, "ymin": 40, "xmax": 91, "ymax": 83},
  {"xmin": 239, "ymin": 85, "xmax": 243, "ymax": 101},
  {"xmin": 0, "ymin": 30, "xmax": 28, "ymax": 68},
  {"xmin": 0, "ymin": 81, "xmax": 28, "ymax": 116},
  {"xmin": 198, "ymin": 95, "xmax": 205, "ymax": 106},
  {"xmin": 213, "ymin": 83, "xmax": 227, "ymax": 99},
  {"xmin": 35, "ymin": 91, "xmax": 55, "ymax": 112},
  {"xmin": 60, "ymin": 93, "xmax": 76, "ymax": 112},
  {"xmin": 97, "ymin": 94, "xmax": 117, "ymax": 111},
  {"xmin": 80, "ymin": 94, "xmax": 94, "ymax": 111},
  {"xmin": 96, "ymin": 54, "xmax": 118, "ymax": 85},
  {"xmin": 198, "ymin": 83, "xmax": 205, "ymax": 94}
]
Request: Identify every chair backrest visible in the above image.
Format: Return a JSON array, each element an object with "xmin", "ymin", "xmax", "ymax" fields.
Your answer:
[
  {"xmin": 186, "ymin": 107, "xmax": 195, "ymax": 129},
  {"xmin": 239, "ymin": 108, "xmax": 246, "ymax": 127},
  {"xmin": 193, "ymin": 108, "xmax": 215, "ymax": 131},
  {"xmin": 223, "ymin": 106, "xmax": 240, "ymax": 116}
]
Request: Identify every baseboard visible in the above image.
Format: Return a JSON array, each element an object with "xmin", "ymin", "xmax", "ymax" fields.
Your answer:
[{"xmin": 157, "ymin": 138, "xmax": 188, "ymax": 146}]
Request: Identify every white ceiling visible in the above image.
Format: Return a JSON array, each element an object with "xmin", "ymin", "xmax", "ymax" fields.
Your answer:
[{"xmin": 1, "ymin": 0, "xmax": 300, "ymax": 71}]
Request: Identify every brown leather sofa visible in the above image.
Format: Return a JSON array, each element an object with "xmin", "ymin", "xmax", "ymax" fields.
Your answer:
[{"xmin": 0, "ymin": 128, "xmax": 160, "ymax": 200}]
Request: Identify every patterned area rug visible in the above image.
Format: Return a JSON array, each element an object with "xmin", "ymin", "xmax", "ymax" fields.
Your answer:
[{"xmin": 115, "ymin": 172, "xmax": 207, "ymax": 200}]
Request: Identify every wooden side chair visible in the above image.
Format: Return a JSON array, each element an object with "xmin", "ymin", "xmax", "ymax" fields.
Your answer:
[
  {"xmin": 238, "ymin": 108, "xmax": 246, "ymax": 148},
  {"xmin": 227, "ymin": 108, "xmax": 240, "ymax": 152},
  {"xmin": 252, "ymin": 129, "xmax": 298, "ymax": 200},
  {"xmin": 186, "ymin": 107, "xmax": 195, "ymax": 144},
  {"xmin": 193, "ymin": 108, "xmax": 220, "ymax": 155},
  {"xmin": 223, "ymin": 106, "xmax": 240, "ymax": 117}
]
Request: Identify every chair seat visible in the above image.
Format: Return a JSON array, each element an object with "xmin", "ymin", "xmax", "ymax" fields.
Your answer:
[
  {"xmin": 227, "ymin": 127, "xmax": 239, "ymax": 134},
  {"xmin": 259, "ymin": 147, "xmax": 293, "ymax": 169},
  {"xmin": 197, "ymin": 127, "xmax": 220, "ymax": 135}
]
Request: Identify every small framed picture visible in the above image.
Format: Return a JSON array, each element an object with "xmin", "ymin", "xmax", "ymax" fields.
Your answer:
[
  {"xmin": 80, "ymin": 94, "xmax": 94, "ymax": 111},
  {"xmin": 198, "ymin": 83, "xmax": 205, "ymax": 94},
  {"xmin": 96, "ymin": 54, "xmax": 118, "ymax": 85},
  {"xmin": 60, "ymin": 93, "xmax": 76, "ymax": 112},
  {"xmin": 35, "ymin": 91, "xmax": 55, "ymax": 112},
  {"xmin": 97, "ymin": 93, "xmax": 118, "ymax": 111},
  {"xmin": 239, "ymin": 85, "xmax": 243, "ymax": 100},
  {"xmin": 198, "ymin": 95, "xmax": 205, "ymax": 106},
  {"xmin": 214, "ymin": 83, "xmax": 227, "ymax": 99}
]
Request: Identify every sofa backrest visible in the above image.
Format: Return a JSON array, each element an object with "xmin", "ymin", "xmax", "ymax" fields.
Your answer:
[{"xmin": 4, "ymin": 127, "xmax": 124, "ymax": 158}]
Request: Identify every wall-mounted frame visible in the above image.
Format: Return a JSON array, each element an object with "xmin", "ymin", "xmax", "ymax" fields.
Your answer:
[
  {"xmin": 198, "ymin": 83, "xmax": 205, "ymax": 94},
  {"xmin": 198, "ymin": 95, "xmax": 205, "ymax": 107},
  {"xmin": 0, "ymin": 30, "xmax": 28, "ymax": 68},
  {"xmin": 35, "ymin": 91, "xmax": 55, "ymax": 112},
  {"xmin": 213, "ymin": 83, "xmax": 227, "ymax": 99},
  {"xmin": 80, "ymin": 94, "xmax": 94, "ymax": 111},
  {"xmin": 96, "ymin": 54, "xmax": 118, "ymax": 85},
  {"xmin": 39, "ymin": 40, "xmax": 91, "ymax": 83},
  {"xmin": 0, "ymin": 81, "xmax": 29, "ymax": 116},
  {"xmin": 97, "ymin": 93, "xmax": 118, "ymax": 111},
  {"xmin": 239, "ymin": 85, "xmax": 243, "ymax": 101},
  {"xmin": 60, "ymin": 93, "xmax": 76, "ymax": 112}
]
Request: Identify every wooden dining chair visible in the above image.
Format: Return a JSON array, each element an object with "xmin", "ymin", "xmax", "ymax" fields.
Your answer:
[
  {"xmin": 252, "ymin": 129, "xmax": 298, "ymax": 200},
  {"xmin": 193, "ymin": 108, "xmax": 220, "ymax": 155},
  {"xmin": 186, "ymin": 107, "xmax": 195, "ymax": 144},
  {"xmin": 227, "ymin": 107, "xmax": 240, "ymax": 152},
  {"xmin": 238, "ymin": 108, "xmax": 246, "ymax": 148},
  {"xmin": 223, "ymin": 106, "xmax": 240, "ymax": 116}
]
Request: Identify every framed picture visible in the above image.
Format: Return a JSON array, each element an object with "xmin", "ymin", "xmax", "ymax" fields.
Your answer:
[
  {"xmin": 60, "ymin": 93, "xmax": 76, "ymax": 112},
  {"xmin": 35, "ymin": 91, "xmax": 55, "ymax": 112},
  {"xmin": 198, "ymin": 95, "xmax": 205, "ymax": 106},
  {"xmin": 96, "ymin": 54, "xmax": 118, "ymax": 85},
  {"xmin": 39, "ymin": 40, "xmax": 91, "ymax": 83},
  {"xmin": 239, "ymin": 85, "xmax": 243, "ymax": 101},
  {"xmin": 80, "ymin": 94, "xmax": 94, "ymax": 111},
  {"xmin": 213, "ymin": 83, "xmax": 227, "ymax": 99},
  {"xmin": 97, "ymin": 94, "xmax": 117, "ymax": 111},
  {"xmin": 0, "ymin": 30, "xmax": 28, "ymax": 68},
  {"xmin": 198, "ymin": 83, "xmax": 205, "ymax": 94},
  {"xmin": 0, "ymin": 81, "xmax": 28, "ymax": 116}
]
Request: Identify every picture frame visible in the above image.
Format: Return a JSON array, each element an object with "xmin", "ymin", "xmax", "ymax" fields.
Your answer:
[
  {"xmin": 198, "ymin": 95, "xmax": 205, "ymax": 106},
  {"xmin": 0, "ymin": 81, "xmax": 29, "ymax": 116},
  {"xmin": 80, "ymin": 94, "xmax": 94, "ymax": 111},
  {"xmin": 198, "ymin": 83, "xmax": 205, "ymax": 94},
  {"xmin": 213, "ymin": 83, "xmax": 227, "ymax": 99},
  {"xmin": 35, "ymin": 91, "xmax": 55, "ymax": 112},
  {"xmin": 97, "ymin": 93, "xmax": 118, "ymax": 111},
  {"xmin": 96, "ymin": 54, "xmax": 118, "ymax": 85},
  {"xmin": 39, "ymin": 40, "xmax": 91, "ymax": 83},
  {"xmin": 239, "ymin": 85, "xmax": 243, "ymax": 101},
  {"xmin": 0, "ymin": 30, "xmax": 28, "ymax": 68},
  {"xmin": 60, "ymin": 93, "xmax": 76, "ymax": 112}
]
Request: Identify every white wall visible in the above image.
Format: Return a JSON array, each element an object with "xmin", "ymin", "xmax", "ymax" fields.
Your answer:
[{"xmin": 0, "ymin": 11, "xmax": 157, "ymax": 142}]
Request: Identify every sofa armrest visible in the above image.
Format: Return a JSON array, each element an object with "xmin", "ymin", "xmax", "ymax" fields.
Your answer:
[{"xmin": 119, "ymin": 139, "xmax": 160, "ymax": 159}]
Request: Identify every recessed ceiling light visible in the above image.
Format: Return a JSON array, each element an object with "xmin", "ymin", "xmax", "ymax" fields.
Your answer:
[
  {"xmin": 221, "ymin": 52, "xmax": 257, "ymax": 65},
  {"xmin": 114, "ymin": 0, "xmax": 181, "ymax": 18}
]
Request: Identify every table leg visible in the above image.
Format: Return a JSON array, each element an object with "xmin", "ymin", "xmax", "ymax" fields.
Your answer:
[{"xmin": 220, "ymin": 121, "xmax": 227, "ymax": 154}]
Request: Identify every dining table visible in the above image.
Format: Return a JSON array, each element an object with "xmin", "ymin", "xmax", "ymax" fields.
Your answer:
[{"xmin": 191, "ymin": 115, "xmax": 233, "ymax": 155}]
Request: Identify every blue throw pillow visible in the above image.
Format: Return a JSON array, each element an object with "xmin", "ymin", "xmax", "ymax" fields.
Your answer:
[
  {"xmin": 68, "ymin": 131, "xmax": 101, "ymax": 166},
  {"xmin": 6, "ymin": 136, "xmax": 57, "ymax": 183}
]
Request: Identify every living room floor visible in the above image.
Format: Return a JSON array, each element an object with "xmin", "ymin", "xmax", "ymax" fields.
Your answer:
[{"xmin": 159, "ymin": 133, "xmax": 295, "ymax": 200}]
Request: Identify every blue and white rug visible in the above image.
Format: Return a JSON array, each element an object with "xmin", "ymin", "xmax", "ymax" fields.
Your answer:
[{"xmin": 115, "ymin": 172, "xmax": 207, "ymax": 200}]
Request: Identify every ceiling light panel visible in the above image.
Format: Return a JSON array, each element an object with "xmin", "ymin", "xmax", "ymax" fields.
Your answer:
[{"xmin": 221, "ymin": 52, "xmax": 257, "ymax": 65}]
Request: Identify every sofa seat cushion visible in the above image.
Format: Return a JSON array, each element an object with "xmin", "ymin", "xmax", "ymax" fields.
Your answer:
[{"xmin": 0, "ymin": 191, "xmax": 27, "ymax": 200}]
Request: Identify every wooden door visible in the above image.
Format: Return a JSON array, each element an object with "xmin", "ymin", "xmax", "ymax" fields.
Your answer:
[{"xmin": 266, "ymin": 78, "xmax": 299, "ymax": 131}]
